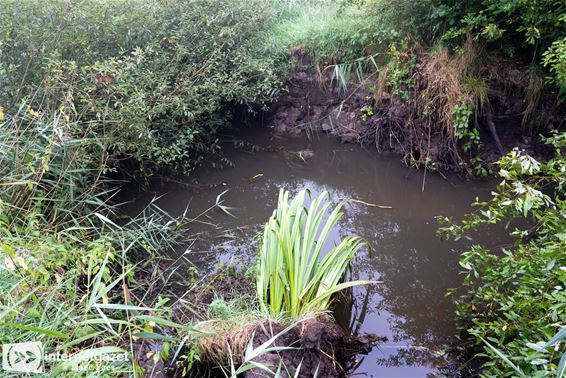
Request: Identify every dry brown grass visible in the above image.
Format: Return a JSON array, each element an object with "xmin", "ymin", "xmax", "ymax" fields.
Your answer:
[
  {"xmin": 374, "ymin": 63, "xmax": 391, "ymax": 102},
  {"xmin": 402, "ymin": 42, "xmax": 484, "ymax": 164},
  {"xmin": 417, "ymin": 40, "xmax": 489, "ymax": 131},
  {"xmin": 523, "ymin": 72, "xmax": 545, "ymax": 127},
  {"xmin": 196, "ymin": 319, "xmax": 262, "ymax": 365},
  {"xmin": 417, "ymin": 44, "xmax": 471, "ymax": 137},
  {"xmin": 370, "ymin": 40, "xmax": 494, "ymax": 167}
]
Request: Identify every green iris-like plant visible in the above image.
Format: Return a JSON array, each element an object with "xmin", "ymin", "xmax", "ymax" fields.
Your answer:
[{"xmin": 257, "ymin": 188, "xmax": 371, "ymax": 318}]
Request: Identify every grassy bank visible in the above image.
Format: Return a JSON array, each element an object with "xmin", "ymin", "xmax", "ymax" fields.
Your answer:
[
  {"xmin": 0, "ymin": 109, "xmax": 189, "ymax": 375},
  {"xmin": 272, "ymin": 0, "xmax": 564, "ymax": 174}
]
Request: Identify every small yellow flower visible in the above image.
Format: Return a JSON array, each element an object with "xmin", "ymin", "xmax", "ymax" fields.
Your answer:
[
  {"xmin": 27, "ymin": 107, "xmax": 39, "ymax": 117},
  {"xmin": 0, "ymin": 106, "xmax": 4, "ymax": 122}
]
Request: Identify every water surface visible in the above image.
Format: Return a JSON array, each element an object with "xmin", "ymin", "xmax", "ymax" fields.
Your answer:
[{"xmin": 125, "ymin": 127, "xmax": 506, "ymax": 377}]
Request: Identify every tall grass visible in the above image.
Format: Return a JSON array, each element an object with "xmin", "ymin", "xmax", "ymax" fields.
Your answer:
[
  {"xmin": 0, "ymin": 107, "xmax": 190, "ymax": 374},
  {"xmin": 0, "ymin": 105, "xmax": 110, "ymax": 233},
  {"xmin": 257, "ymin": 188, "xmax": 371, "ymax": 318},
  {"xmin": 0, "ymin": 217, "xmax": 188, "ymax": 375},
  {"xmin": 269, "ymin": 2, "xmax": 377, "ymax": 65}
]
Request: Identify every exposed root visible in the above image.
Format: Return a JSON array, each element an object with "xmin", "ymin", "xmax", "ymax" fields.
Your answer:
[
  {"xmin": 190, "ymin": 315, "xmax": 381, "ymax": 378},
  {"xmin": 484, "ymin": 106, "xmax": 505, "ymax": 155}
]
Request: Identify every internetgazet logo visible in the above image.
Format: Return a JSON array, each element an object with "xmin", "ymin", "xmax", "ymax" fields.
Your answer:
[
  {"xmin": 2, "ymin": 341, "xmax": 44, "ymax": 373},
  {"xmin": 2, "ymin": 341, "xmax": 129, "ymax": 373}
]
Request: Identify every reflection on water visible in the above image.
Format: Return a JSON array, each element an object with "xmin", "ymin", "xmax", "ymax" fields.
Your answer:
[{"xmin": 123, "ymin": 127, "xmax": 506, "ymax": 377}]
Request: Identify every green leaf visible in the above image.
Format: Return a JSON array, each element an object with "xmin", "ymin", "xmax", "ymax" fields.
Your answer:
[
  {"xmin": 480, "ymin": 337, "xmax": 527, "ymax": 378},
  {"xmin": 0, "ymin": 322, "xmax": 69, "ymax": 339}
]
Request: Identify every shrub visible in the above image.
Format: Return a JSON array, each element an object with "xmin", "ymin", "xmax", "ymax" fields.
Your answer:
[
  {"xmin": 0, "ymin": 0, "xmax": 165, "ymax": 105},
  {"xmin": 438, "ymin": 133, "xmax": 566, "ymax": 376},
  {"xmin": 364, "ymin": 0, "xmax": 448, "ymax": 43},
  {"xmin": 1, "ymin": 0, "xmax": 286, "ymax": 175},
  {"xmin": 543, "ymin": 36, "xmax": 566, "ymax": 101},
  {"xmin": 426, "ymin": 0, "xmax": 565, "ymax": 94}
]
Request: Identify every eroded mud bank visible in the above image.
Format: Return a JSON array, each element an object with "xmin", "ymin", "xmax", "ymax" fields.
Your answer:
[{"xmin": 268, "ymin": 50, "xmax": 562, "ymax": 173}]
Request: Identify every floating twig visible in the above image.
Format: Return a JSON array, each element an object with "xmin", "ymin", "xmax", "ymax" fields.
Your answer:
[
  {"xmin": 249, "ymin": 173, "xmax": 264, "ymax": 181},
  {"xmin": 339, "ymin": 197, "xmax": 392, "ymax": 209}
]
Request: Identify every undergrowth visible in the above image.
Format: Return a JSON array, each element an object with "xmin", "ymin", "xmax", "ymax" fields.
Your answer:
[
  {"xmin": 0, "ymin": 109, "xmax": 190, "ymax": 375},
  {"xmin": 0, "ymin": 0, "xmax": 287, "ymax": 176},
  {"xmin": 438, "ymin": 133, "xmax": 566, "ymax": 376}
]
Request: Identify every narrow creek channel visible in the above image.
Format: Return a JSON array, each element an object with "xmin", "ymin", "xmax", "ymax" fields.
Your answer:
[{"xmin": 124, "ymin": 126, "xmax": 509, "ymax": 377}]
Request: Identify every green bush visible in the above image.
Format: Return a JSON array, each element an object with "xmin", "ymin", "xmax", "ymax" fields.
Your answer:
[
  {"xmin": 439, "ymin": 133, "xmax": 566, "ymax": 376},
  {"xmin": 543, "ymin": 35, "xmax": 566, "ymax": 101},
  {"xmin": 0, "ymin": 0, "xmax": 165, "ymax": 105},
  {"xmin": 440, "ymin": 0, "xmax": 565, "ymax": 55},
  {"xmin": 364, "ymin": 0, "xmax": 448, "ymax": 43},
  {"xmin": 1, "ymin": 0, "xmax": 286, "ymax": 174},
  {"xmin": 426, "ymin": 0, "xmax": 565, "ymax": 95}
]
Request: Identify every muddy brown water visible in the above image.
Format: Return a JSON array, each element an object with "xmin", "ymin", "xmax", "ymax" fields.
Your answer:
[{"xmin": 124, "ymin": 127, "xmax": 508, "ymax": 377}]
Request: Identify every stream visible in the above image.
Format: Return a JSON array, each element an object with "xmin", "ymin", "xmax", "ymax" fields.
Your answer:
[{"xmin": 124, "ymin": 126, "xmax": 508, "ymax": 377}]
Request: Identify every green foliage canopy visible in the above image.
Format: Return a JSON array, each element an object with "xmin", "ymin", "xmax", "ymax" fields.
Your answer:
[{"xmin": 0, "ymin": 0, "xmax": 286, "ymax": 174}]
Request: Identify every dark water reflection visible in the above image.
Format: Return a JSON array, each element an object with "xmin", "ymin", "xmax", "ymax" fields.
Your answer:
[{"xmin": 123, "ymin": 127, "xmax": 507, "ymax": 377}]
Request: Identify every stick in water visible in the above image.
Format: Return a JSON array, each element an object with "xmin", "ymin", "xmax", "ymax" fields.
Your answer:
[{"xmin": 339, "ymin": 197, "xmax": 392, "ymax": 209}]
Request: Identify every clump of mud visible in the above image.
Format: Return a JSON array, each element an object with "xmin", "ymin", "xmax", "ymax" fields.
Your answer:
[
  {"xmin": 194, "ymin": 316, "xmax": 381, "ymax": 378},
  {"xmin": 243, "ymin": 317, "xmax": 381, "ymax": 378},
  {"xmin": 172, "ymin": 270, "xmax": 381, "ymax": 378}
]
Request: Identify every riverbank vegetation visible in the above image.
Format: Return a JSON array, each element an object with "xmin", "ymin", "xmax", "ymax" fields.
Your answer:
[
  {"xmin": 0, "ymin": 109, "xmax": 189, "ymax": 374},
  {"xmin": 0, "ymin": 0, "xmax": 286, "ymax": 175},
  {"xmin": 0, "ymin": 0, "xmax": 293, "ymax": 375},
  {"xmin": 272, "ymin": 0, "xmax": 565, "ymax": 173},
  {"xmin": 439, "ymin": 134, "xmax": 566, "ymax": 377},
  {"xmin": 1, "ymin": 0, "xmax": 564, "ymax": 376}
]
